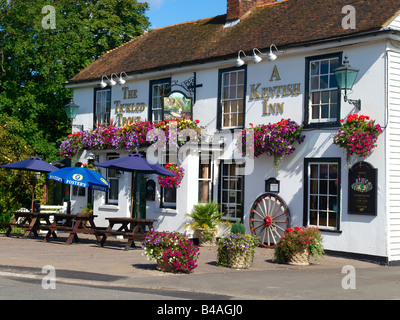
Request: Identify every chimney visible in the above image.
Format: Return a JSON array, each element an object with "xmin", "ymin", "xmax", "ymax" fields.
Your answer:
[{"xmin": 226, "ymin": 0, "xmax": 276, "ymax": 21}]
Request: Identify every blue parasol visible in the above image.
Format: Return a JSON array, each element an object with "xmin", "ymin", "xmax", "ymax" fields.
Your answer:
[
  {"xmin": 1, "ymin": 156, "xmax": 57, "ymax": 173},
  {"xmin": 48, "ymin": 167, "xmax": 110, "ymax": 193}
]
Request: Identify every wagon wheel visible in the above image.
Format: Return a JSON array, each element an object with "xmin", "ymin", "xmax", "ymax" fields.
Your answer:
[{"xmin": 250, "ymin": 193, "xmax": 290, "ymax": 247}]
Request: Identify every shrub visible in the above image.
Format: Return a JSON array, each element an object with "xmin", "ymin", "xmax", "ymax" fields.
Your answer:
[{"xmin": 230, "ymin": 220, "xmax": 245, "ymax": 234}]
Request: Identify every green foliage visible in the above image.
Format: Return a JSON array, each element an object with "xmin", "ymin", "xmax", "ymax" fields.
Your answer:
[
  {"xmin": 274, "ymin": 227, "xmax": 325, "ymax": 264},
  {"xmin": 230, "ymin": 220, "xmax": 245, "ymax": 234},
  {"xmin": 0, "ymin": 114, "xmax": 35, "ymax": 223},
  {"xmin": 185, "ymin": 201, "xmax": 224, "ymax": 231},
  {"xmin": 0, "ymin": 0, "xmax": 150, "ymax": 161}
]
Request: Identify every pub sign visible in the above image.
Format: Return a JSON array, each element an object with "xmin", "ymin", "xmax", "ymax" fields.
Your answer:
[{"xmin": 348, "ymin": 162, "xmax": 377, "ymax": 215}]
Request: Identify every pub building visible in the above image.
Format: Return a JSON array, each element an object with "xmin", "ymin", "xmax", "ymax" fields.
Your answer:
[{"xmin": 64, "ymin": 0, "xmax": 400, "ymax": 265}]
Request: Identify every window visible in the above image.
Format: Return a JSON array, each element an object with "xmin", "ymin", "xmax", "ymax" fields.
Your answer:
[
  {"xmin": 198, "ymin": 153, "xmax": 213, "ymax": 203},
  {"xmin": 94, "ymin": 88, "xmax": 111, "ymax": 126},
  {"xmin": 305, "ymin": 53, "xmax": 341, "ymax": 126},
  {"xmin": 149, "ymin": 78, "xmax": 171, "ymax": 123},
  {"xmin": 304, "ymin": 158, "xmax": 341, "ymax": 230},
  {"xmin": 160, "ymin": 153, "xmax": 177, "ymax": 209},
  {"xmin": 218, "ymin": 67, "xmax": 246, "ymax": 129},
  {"xmin": 219, "ymin": 162, "xmax": 244, "ymax": 220},
  {"xmin": 106, "ymin": 155, "xmax": 119, "ymax": 204}
]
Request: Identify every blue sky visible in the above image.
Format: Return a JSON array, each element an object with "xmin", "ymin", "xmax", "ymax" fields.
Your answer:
[{"xmin": 143, "ymin": 0, "xmax": 227, "ymax": 29}]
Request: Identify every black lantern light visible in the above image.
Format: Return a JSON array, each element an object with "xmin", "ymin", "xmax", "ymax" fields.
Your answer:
[{"xmin": 333, "ymin": 55, "xmax": 361, "ymax": 110}]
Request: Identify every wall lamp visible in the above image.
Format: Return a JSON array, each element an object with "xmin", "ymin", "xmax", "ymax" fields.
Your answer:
[
  {"xmin": 236, "ymin": 44, "xmax": 283, "ymax": 67},
  {"xmin": 333, "ymin": 55, "xmax": 361, "ymax": 110},
  {"xmin": 253, "ymin": 45, "xmax": 284, "ymax": 63},
  {"xmin": 99, "ymin": 72, "xmax": 128, "ymax": 88},
  {"xmin": 236, "ymin": 50, "xmax": 248, "ymax": 67}
]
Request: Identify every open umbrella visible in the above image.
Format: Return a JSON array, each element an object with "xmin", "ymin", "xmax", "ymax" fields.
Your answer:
[
  {"xmin": 1, "ymin": 157, "xmax": 58, "ymax": 212},
  {"xmin": 1, "ymin": 156, "xmax": 58, "ymax": 173},
  {"xmin": 96, "ymin": 153, "xmax": 175, "ymax": 217},
  {"xmin": 48, "ymin": 167, "xmax": 110, "ymax": 193}
]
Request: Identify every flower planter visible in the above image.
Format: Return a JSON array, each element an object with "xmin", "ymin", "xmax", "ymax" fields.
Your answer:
[
  {"xmin": 156, "ymin": 258, "xmax": 175, "ymax": 273},
  {"xmin": 288, "ymin": 247, "xmax": 310, "ymax": 266},
  {"xmin": 197, "ymin": 227, "xmax": 216, "ymax": 246},
  {"xmin": 227, "ymin": 250, "xmax": 254, "ymax": 269}
]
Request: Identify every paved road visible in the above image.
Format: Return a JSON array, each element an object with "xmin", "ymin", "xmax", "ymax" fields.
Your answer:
[{"xmin": 0, "ymin": 234, "xmax": 399, "ymax": 302}]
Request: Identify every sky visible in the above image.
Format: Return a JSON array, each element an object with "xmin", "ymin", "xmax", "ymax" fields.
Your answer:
[{"xmin": 142, "ymin": 0, "xmax": 227, "ymax": 29}]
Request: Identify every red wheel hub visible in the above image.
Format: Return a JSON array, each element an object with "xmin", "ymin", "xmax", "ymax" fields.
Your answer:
[{"xmin": 264, "ymin": 216, "xmax": 272, "ymax": 227}]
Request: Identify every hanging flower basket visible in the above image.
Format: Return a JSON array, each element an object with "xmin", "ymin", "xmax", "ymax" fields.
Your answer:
[
  {"xmin": 237, "ymin": 118, "xmax": 305, "ymax": 171},
  {"xmin": 157, "ymin": 163, "xmax": 184, "ymax": 188},
  {"xmin": 333, "ymin": 114, "xmax": 382, "ymax": 162}
]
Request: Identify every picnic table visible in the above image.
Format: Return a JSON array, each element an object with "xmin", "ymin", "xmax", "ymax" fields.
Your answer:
[
  {"xmin": 96, "ymin": 217, "xmax": 157, "ymax": 250},
  {"xmin": 41, "ymin": 213, "xmax": 101, "ymax": 245},
  {"xmin": 1, "ymin": 211, "xmax": 55, "ymax": 238}
]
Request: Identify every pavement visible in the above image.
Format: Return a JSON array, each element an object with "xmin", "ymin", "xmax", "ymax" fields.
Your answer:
[{"xmin": 0, "ymin": 233, "xmax": 399, "ymax": 300}]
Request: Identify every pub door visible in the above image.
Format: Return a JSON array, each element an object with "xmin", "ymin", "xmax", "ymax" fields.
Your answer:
[{"xmin": 132, "ymin": 172, "xmax": 147, "ymax": 219}]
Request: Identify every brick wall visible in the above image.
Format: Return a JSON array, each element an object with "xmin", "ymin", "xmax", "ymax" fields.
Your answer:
[{"xmin": 226, "ymin": 0, "xmax": 276, "ymax": 21}]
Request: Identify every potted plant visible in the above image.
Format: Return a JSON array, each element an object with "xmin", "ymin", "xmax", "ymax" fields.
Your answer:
[
  {"xmin": 333, "ymin": 114, "xmax": 382, "ymax": 163},
  {"xmin": 142, "ymin": 230, "xmax": 199, "ymax": 274},
  {"xmin": 185, "ymin": 201, "xmax": 223, "ymax": 246},
  {"xmin": 274, "ymin": 226, "xmax": 324, "ymax": 266},
  {"xmin": 237, "ymin": 118, "xmax": 305, "ymax": 171},
  {"xmin": 217, "ymin": 233, "xmax": 259, "ymax": 269},
  {"xmin": 157, "ymin": 163, "xmax": 185, "ymax": 188}
]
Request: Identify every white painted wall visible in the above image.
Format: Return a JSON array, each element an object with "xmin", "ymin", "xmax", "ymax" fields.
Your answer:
[{"xmin": 69, "ymin": 36, "xmax": 395, "ymax": 260}]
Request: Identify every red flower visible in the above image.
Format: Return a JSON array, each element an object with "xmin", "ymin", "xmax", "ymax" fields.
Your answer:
[{"xmin": 195, "ymin": 119, "xmax": 200, "ymax": 123}]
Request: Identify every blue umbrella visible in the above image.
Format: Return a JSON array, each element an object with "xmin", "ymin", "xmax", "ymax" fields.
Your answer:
[
  {"xmin": 96, "ymin": 153, "xmax": 176, "ymax": 176},
  {"xmin": 48, "ymin": 167, "xmax": 110, "ymax": 193},
  {"xmin": 96, "ymin": 153, "xmax": 175, "ymax": 217},
  {"xmin": 1, "ymin": 157, "xmax": 58, "ymax": 212},
  {"xmin": 1, "ymin": 156, "xmax": 57, "ymax": 173}
]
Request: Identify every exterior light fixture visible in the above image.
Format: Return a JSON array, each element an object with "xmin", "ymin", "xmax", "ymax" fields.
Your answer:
[
  {"xmin": 333, "ymin": 55, "xmax": 361, "ymax": 110},
  {"xmin": 64, "ymin": 98, "xmax": 83, "ymax": 131},
  {"xmin": 267, "ymin": 44, "xmax": 283, "ymax": 62},
  {"xmin": 252, "ymin": 48, "xmax": 263, "ymax": 64},
  {"xmin": 100, "ymin": 75, "xmax": 109, "ymax": 88},
  {"xmin": 117, "ymin": 72, "xmax": 128, "ymax": 85},
  {"xmin": 251, "ymin": 44, "xmax": 283, "ymax": 64},
  {"xmin": 236, "ymin": 50, "xmax": 247, "ymax": 67},
  {"xmin": 110, "ymin": 74, "xmax": 117, "ymax": 86},
  {"xmin": 64, "ymin": 98, "xmax": 80, "ymax": 120}
]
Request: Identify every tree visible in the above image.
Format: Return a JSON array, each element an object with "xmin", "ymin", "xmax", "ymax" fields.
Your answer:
[
  {"xmin": 0, "ymin": 113, "xmax": 35, "ymax": 222},
  {"xmin": 0, "ymin": 0, "xmax": 150, "ymax": 162}
]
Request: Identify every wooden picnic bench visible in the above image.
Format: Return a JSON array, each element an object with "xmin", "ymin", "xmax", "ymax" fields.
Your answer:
[
  {"xmin": 1, "ymin": 211, "xmax": 55, "ymax": 238},
  {"xmin": 96, "ymin": 217, "xmax": 157, "ymax": 250},
  {"xmin": 40, "ymin": 213, "xmax": 101, "ymax": 245}
]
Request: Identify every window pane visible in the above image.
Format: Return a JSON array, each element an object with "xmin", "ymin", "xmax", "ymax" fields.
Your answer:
[
  {"xmin": 321, "ymin": 104, "xmax": 329, "ymax": 118},
  {"xmin": 321, "ymin": 60, "xmax": 329, "ymax": 74},
  {"xmin": 310, "ymin": 164, "xmax": 319, "ymax": 178},
  {"xmin": 319, "ymin": 180, "xmax": 327, "ymax": 194},
  {"xmin": 320, "ymin": 75, "xmax": 329, "ymax": 89},
  {"xmin": 312, "ymin": 105, "xmax": 319, "ymax": 119},
  {"xmin": 310, "ymin": 61, "xmax": 319, "ymax": 75},
  {"xmin": 311, "ymin": 76, "xmax": 319, "ymax": 90},
  {"xmin": 310, "ymin": 180, "xmax": 318, "ymax": 194}
]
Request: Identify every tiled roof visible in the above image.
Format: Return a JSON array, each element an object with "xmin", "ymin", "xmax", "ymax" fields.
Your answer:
[{"xmin": 69, "ymin": 0, "xmax": 400, "ymax": 83}]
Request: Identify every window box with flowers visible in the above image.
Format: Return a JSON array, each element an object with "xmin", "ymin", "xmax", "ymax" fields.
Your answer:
[
  {"xmin": 273, "ymin": 226, "xmax": 324, "ymax": 266},
  {"xmin": 236, "ymin": 118, "xmax": 305, "ymax": 171},
  {"xmin": 157, "ymin": 163, "xmax": 184, "ymax": 188},
  {"xmin": 333, "ymin": 114, "xmax": 383, "ymax": 163},
  {"xmin": 58, "ymin": 119, "xmax": 202, "ymax": 159}
]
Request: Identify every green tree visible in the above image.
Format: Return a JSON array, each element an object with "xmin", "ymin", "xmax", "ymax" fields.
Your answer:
[
  {"xmin": 0, "ymin": 113, "xmax": 35, "ymax": 223},
  {"xmin": 0, "ymin": 0, "xmax": 150, "ymax": 161}
]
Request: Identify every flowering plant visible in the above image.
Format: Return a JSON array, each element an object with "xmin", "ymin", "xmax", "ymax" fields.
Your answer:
[
  {"xmin": 157, "ymin": 163, "xmax": 185, "ymax": 188},
  {"xmin": 333, "ymin": 114, "xmax": 382, "ymax": 161},
  {"xmin": 274, "ymin": 226, "xmax": 324, "ymax": 264},
  {"xmin": 237, "ymin": 119, "xmax": 305, "ymax": 170},
  {"xmin": 217, "ymin": 233, "xmax": 259, "ymax": 268},
  {"xmin": 59, "ymin": 120, "xmax": 202, "ymax": 159},
  {"xmin": 142, "ymin": 231, "xmax": 199, "ymax": 274},
  {"xmin": 82, "ymin": 163, "xmax": 100, "ymax": 173}
]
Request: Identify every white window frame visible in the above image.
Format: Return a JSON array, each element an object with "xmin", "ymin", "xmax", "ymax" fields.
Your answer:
[
  {"xmin": 95, "ymin": 88, "xmax": 111, "ymax": 125},
  {"xmin": 306, "ymin": 160, "xmax": 340, "ymax": 230},
  {"xmin": 307, "ymin": 54, "xmax": 340, "ymax": 124},
  {"xmin": 106, "ymin": 155, "xmax": 119, "ymax": 205}
]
